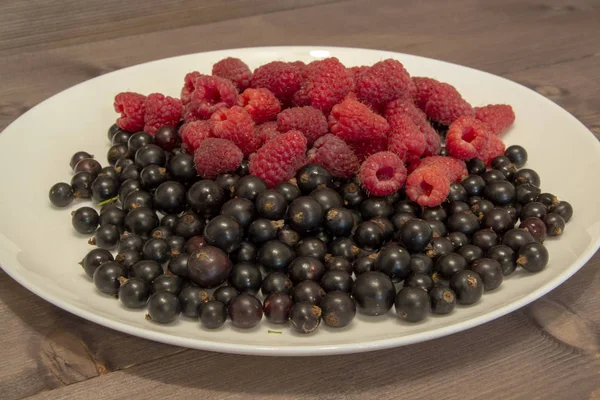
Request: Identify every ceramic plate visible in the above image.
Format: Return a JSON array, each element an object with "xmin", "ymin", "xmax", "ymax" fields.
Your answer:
[{"xmin": 0, "ymin": 46, "xmax": 598, "ymax": 356}]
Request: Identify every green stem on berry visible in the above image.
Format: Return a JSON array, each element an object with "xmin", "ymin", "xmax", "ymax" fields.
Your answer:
[
  {"xmin": 267, "ymin": 330, "xmax": 282, "ymax": 334},
  {"xmin": 97, "ymin": 196, "xmax": 119, "ymax": 207}
]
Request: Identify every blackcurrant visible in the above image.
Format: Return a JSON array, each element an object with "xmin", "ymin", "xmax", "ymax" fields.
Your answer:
[
  {"xmin": 516, "ymin": 242, "xmax": 549, "ymax": 272},
  {"xmin": 49, "ymin": 182, "xmax": 74, "ymax": 207},
  {"xmin": 147, "ymin": 291, "xmax": 180, "ymax": 324},
  {"xmin": 93, "ymin": 261, "xmax": 126, "ymax": 295},
  {"xmin": 255, "ymin": 189, "xmax": 287, "ymax": 220},
  {"xmin": 471, "ymin": 258, "xmax": 503, "ymax": 291},
  {"xmin": 450, "ymin": 270, "xmax": 484, "ymax": 305},
  {"xmin": 257, "ymin": 240, "xmax": 295, "ymax": 271},
  {"xmin": 229, "ymin": 262, "xmax": 263, "ymax": 294},
  {"xmin": 72, "ymin": 206, "xmax": 100, "ymax": 234},
  {"xmin": 118, "ymin": 277, "xmax": 150, "ymax": 308},
  {"xmin": 320, "ymin": 291, "xmax": 356, "ymax": 328},
  {"xmin": 80, "ymin": 248, "xmax": 114, "ymax": 278},
  {"xmin": 228, "ymin": 293, "xmax": 263, "ymax": 329},
  {"xmin": 263, "ymin": 292, "xmax": 293, "ymax": 324},
  {"xmin": 352, "ymin": 271, "xmax": 395, "ymax": 316},
  {"xmin": 178, "ymin": 286, "xmax": 209, "ymax": 318},
  {"xmin": 395, "ymin": 287, "xmax": 430, "ymax": 322}
]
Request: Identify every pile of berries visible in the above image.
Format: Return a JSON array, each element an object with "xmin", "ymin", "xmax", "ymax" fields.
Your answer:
[{"xmin": 47, "ymin": 56, "xmax": 573, "ymax": 334}]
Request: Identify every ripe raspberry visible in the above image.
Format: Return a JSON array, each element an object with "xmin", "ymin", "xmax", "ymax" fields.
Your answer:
[
  {"xmin": 180, "ymin": 71, "xmax": 203, "ymax": 105},
  {"xmin": 412, "ymin": 77, "xmax": 438, "ymax": 110},
  {"xmin": 194, "ymin": 138, "xmax": 243, "ymax": 179},
  {"xmin": 328, "ymin": 96, "xmax": 390, "ymax": 143},
  {"xmin": 212, "ymin": 57, "xmax": 253, "ymax": 92},
  {"xmin": 387, "ymin": 114, "xmax": 427, "ymax": 163},
  {"xmin": 359, "ymin": 151, "xmax": 407, "ymax": 196},
  {"xmin": 405, "ymin": 167, "xmax": 451, "ymax": 207},
  {"xmin": 349, "ymin": 137, "xmax": 388, "ymax": 163},
  {"xmin": 183, "ymin": 75, "xmax": 238, "ymax": 121},
  {"xmin": 210, "ymin": 106, "xmax": 259, "ymax": 157},
  {"xmin": 252, "ymin": 61, "xmax": 303, "ymax": 104},
  {"xmin": 143, "ymin": 93, "xmax": 183, "ymax": 135},
  {"xmin": 385, "ymin": 98, "xmax": 441, "ymax": 156},
  {"xmin": 479, "ymin": 134, "xmax": 506, "ymax": 166},
  {"xmin": 422, "ymin": 124, "xmax": 442, "ymax": 156},
  {"xmin": 297, "ymin": 57, "xmax": 353, "ymax": 113},
  {"xmin": 424, "ymin": 83, "xmax": 474, "ymax": 125},
  {"xmin": 277, "ymin": 106, "xmax": 328, "ymax": 145},
  {"xmin": 356, "ymin": 59, "xmax": 413, "ymax": 109},
  {"xmin": 475, "ymin": 104, "xmax": 515, "ymax": 136},
  {"xmin": 255, "ymin": 121, "xmax": 281, "ymax": 145},
  {"xmin": 114, "ymin": 92, "xmax": 146, "ymax": 132},
  {"xmin": 307, "ymin": 134, "xmax": 359, "ymax": 178},
  {"xmin": 348, "ymin": 66, "xmax": 369, "ymax": 82},
  {"xmin": 180, "ymin": 120, "xmax": 211, "ymax": 151},
  {"xmin": 238, "ymin": 88, "xmax": 281, "ymax": 124},
  {"xmin": 249, "ymin": 130, "xmax": 308, "ymax": 187},
  {"xmin": 446, "ymin": 116, "xmax": 490, "ymax": 160},
  {"xmin": 410, "ymin": 156, "xmax": 468, "ymax": 182}
]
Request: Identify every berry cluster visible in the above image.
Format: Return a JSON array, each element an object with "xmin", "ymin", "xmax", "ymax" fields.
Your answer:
[{"xmin": 46, "ymin": 56, "xmax": 573, "ymax": 335}]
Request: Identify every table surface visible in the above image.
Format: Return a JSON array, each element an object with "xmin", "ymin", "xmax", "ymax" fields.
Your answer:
[{"xmin": 1, "ymin": 0, "xmax": 599, "ymax": 399}]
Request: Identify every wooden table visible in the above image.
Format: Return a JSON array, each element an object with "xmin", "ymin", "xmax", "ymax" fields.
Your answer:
[{"xmin": 1, "ymin": 1, "xmax": 599, "ymax": 399}]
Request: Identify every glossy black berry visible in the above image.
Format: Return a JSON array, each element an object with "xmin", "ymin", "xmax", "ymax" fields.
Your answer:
[
  {"xmin": 167, "ymin": 252, "xmax": 190, "ymax": 278},
  {"xmin": 80, "ymin": 248, "xmax": 114, "ymax": 278},
  {"xmin": 448, "ymin": 232, "xmax": 469, "ymax": 250},
  {"xmin": 257, "ymin": 240, "xmax": 295, "ymax": 271},
  {"xmin": 167, "ymin": 234, "xmax": 185, "ymax": 256},
  {"xmin": 154, "ymin": 181, "xmax": 186, "ymax": 214},
  {"xmin": 292, "ymin": 280, "xmax": 325, "ymax": 305},
  {"xmin": 492, "ymin": 159, "xmax": 517, "ymax": 181},
  {"xmin": 487, "ymin": 244, "xmax": 517, "ymax": 276},
  {"xmin": 167, "ymin": 153, "xmax": 197, "ymax": 185},
  {"xmin": 277, "ymin": 225, "xmax": 301, "ymax": 247},
  {"xmin": 310, "ymin": 187, "xmax": 343, "ymax": 212},
  {"xmin": 324, "ymin": 208, "xmax": 355, "ymax": 237},
  {"xmin": 502, "ymin": 228, "xmax": 536, "ymax": 252},
  {"xmin": 113, "ymin": 249, "xmax": 142, "ymax": 271},
  {"xmin": 395, "ymin": 287, "xmax": 430, "ymax": 322},
  {"xmin": 151, "ymin": 225, "xmax": 173, "ymax": 240},
  {"xmin": 178, "ymin": 286, "xmax": 208, "ymax": 317},
  {"xmin": 471, "ymin": 228, "xmax": 498, "ymax": 251},
  {"xmin": 114, "ymin": 156, "xmax": 135, "ymax": 171},
  {"xmin": 93, "ymin": 261, "xmax": 126, "ymax": 295},
  {"xmin": 147, "ymin": 291, "xmax": 180, "ymax": 324},
  {"xmin": 536, "ymin": 193, "xmax": 559, "ymax": 208},
  {"xmin": 519, "ymin": 217, "xmax": 547, "ymax": 243},
  {"xmin": 410, "ymin": 253, "xmax": 433, "ymax": 275},
  {"xmin": 461, "ymin": 174, "xmax": 486, "ymax": 197},
  {"xmin": 294, "ymin": 239, "xmax": 325, "ymax": 262},
  {"xmin": 504, "ymin": 145, "xmax": 528, "ymax": 168},
  {"xmin": 361, "ymin": 197, "xmax": 394, "ymax": 219},
  {"xmin": 447, "ymin": 211, "xmax": 480, "ymax": 236},
  {"xmin": 247, "ymin": 219, "xmax": 280, "ymax": 245},
  {"xmin": 274, "ymin": 182, "xmax": 301, "ymax": 203},
  {"xmin": 130, "ymin": 259, "xmax": 162, "ymax": 283},
  {"xmin": 482, "ymin": 208, "xmax": 514, "ymax": 235},
  {"xmin": 186, "ymin": 180, "xmax": 224, "ymax": 219},
  {"xmin": 117, "ymin": 180, "xmax": 140, "ymax": 203},
  {"xmin": 75, "ymin": 158, "xmax": 102, "ymax": 178},
  {"xmin": 236, "ymin": 160, "xmax": 249, "ymax": 176},
  {"xmin": 450, "ymin": 270, "xmax": 484, "ymax": 305},
  {"xmin": 544, "ymin": 213, "xmax": 566, "ymax": 237},
  {"xmin": 107, "ymin": 143, "xmax": 130, "ymax": 166},
  {"xmin": 173, "ymin": 211, "xmax": 204, "ymax": 239},
  {"xmin": 203, "ymin": 215, "xmax": 243, "ymax": 253},
  {"xmin": 471, "ymin": 258, "xmax": 503, "ymax": 291},
  {"xmin": 467, "ymin": 196, "xmax": 483, "ymax": 206},
  {"xmin": 370, "ymin": 216, "xmax": 395, "ymax": 242},
  {"xmin": 421, "ymin": 206, "xmax": 447, "ymax": 221},
  {"xmin": 139, "ymin": 165, "xmax": 168, "ymax": 190},
  {"xmin": 70, "ymin": 151, "xmax": 94, "ymax": 170},
  {"xmin": 515, "ymin": 184, "xmax": 541, "ymax": 205},
  {"xmin": 290, "ymin": 301, "xmax": 322, "ymax": 333},
  {"xmin": 229, "ymin": 240, "xmax": 257, "ymax": 264},
  {"xmin": 549, "ymin": 201, "xmax": 573, "ymax": 223},
  {"xmin": 255, "ymin": 189, "xmax": 287, "ymax": 220},
  {"xmin": 320, "ymin": 270, "xmax": 353, "ymax": 293},
  {"xmin": 118, "ymin": 277, "xmax": 150, "ymax": 308},
  {"xmin": 287, "ymin": 196, "xmax": 324, "ymax": 233},
  {"xmin": 435, "ymin": 253, "xmax": 468, "ymax": 279},
  {"xmin": 215, "ymin": 173, "xmax": 239, "ymax": 197},
  {"xmin": 513, "ymin": 168, "xmax": 540, "ymax": 187},
  {"xmin": 212, "ymin": 286, "xmax": 237, "ymax": 307},
  {"xmin": 228, "ymin": 293, "xmax": 263, "ymax": 329},
  {"xmin": 296, "ymin": 163, "xmax": 333, "ymax": 194},
  {"xmin": 154, "ymin": 126, "xmax": 179, "ymax": 151},
  {"xmin": 457, "ymin": 244, "xmax": 484, "ymax": 264},
  {"xmin": 188, "ymin": 246, "xmax": 232, "ymax": 288},
  {"xmin": 447, "ymin": 182, "xmax": 468, "ymax": 203},
  {"xmin": 466, "ymin": 158, "xmax": 486, "ymax": 175},
  {"xmin": 111, "ymin": 129, "xmax": 132, "ymax": 145},
  {"xmin": 125, "ymin": 207, "xmax": 159, "ymax": 238},
  {"xmin": 471, "ymin": 199, "xmax": 494, "ymax": 220},
  {"xmin": 263, "ymin": 293, "xmax": 293, "ymax": 324},
  {"xmin": 221, "ymin": 198, "xmax": 256, "ymax": 229},
  {"xmin": 233, "ymin": 175, "xmax": 268, "ymax": 201},
  {"xmin": 141, "ymin": 238, "xmax": 171, "ymax": 263},
  {"xmin": 404, "ymin": 273, "xmax": 434, "ymax": 292},
  {"xmin": 135, "ymin": 144, "xmax": 166, "ymax": 168},
  {"xmin": 70, "ymin": 172, "xmax": 94, "ymax": 199},
  {"xmin": 100, "ymin": 167, "xmax": 121, "ymax": 181},
  {"xmin": 425, "ymin": 237, "xmax": 454, "ymax": 259},
  {"xmin": 122, "ymin": 190, "xmax": 152, "ymax": 212},
  {"xmin": 484, "ymin": 180, "xmax": 516, "ymax": 205},
  {"xmin": 261, "ymin": 272, "xmax": 293, "ymax": 297},
  {"xmin": 339, "ymin": 182, "xmax": 367, "ymax": 208},
  {"xmin": 229, "ymin": 262, "xmax": 263, "ymax": 294},
  {"xmin": 516, "ymin": 242, "xmax": 549, "ymax": 272},
  {"xmin": 151, "ymin": 274, "xmax": 183, "ymax": 295},
  {"xmin": 107, "ymin": 124, "xmax": 122, "ymax": 142},
  {"xmin": 118, "ymin": 231, "xmax": 144, "ymax": 253},
  {"xmin": 354, "ymin": 221, "xmax": 384, "ymax": 250},
  {"xmin": 520, "ymin": 202, "xmax": 547, "ymax": 220},
  {"xmin": 399, "ymin": 219, "xmax": 433, "ymax": 253},
  {"xmin": 429, "ymin": 286, "xmax": 457, "ymax": 315},
  {"xmin": 91, "ymin": 175, "xmax": 119, "ymax": 202},
  {"xmin": 287, "ymin": 256, "xmax": 324, "ymax": 283},
  {"xmin": 91, "ymin": 224, "xmax": 120, "ymax": 250},
  {"xmin": 445, "ymin": 201, "xmax": 470, "ymax": 216},
  {"xmin": 482, "ymin": 169, "xmax": 507, "ymax": 185},
  {"xmin": 329, "ymin": 237, "xmax": 360, "ymax": 260},
  {"xmin": 198, "ymin": 300, "xmax": 227, "ymax": 329},
  {"xmin": 321, "ymin": 291, "xmax": 356, "ymax": 328},
  {"xmin": 353, "ymin": 255, "xmax": 376, "ymax": 275},
  {"xmin": 99, "ymin": 205, "xmax": 126, "ymax": 232},
  {"xmin": 325, "ymin": 256, "xmax": 352, "ymax": 274},
  {"xmin": 72, "ymin": 206, "xmax": 99, "ymax": 234},
  {"xmin": 49, "ymin": 182, "xmax": 74, "ymax": 207},
  {"xmin": 352, "ymin": 271, "xmax": 395, "ymax": 316}
]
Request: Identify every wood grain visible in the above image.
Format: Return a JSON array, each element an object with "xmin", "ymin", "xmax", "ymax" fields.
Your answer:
[{"xmin": 0, "ymin": 0, "xmax": 599, "ymax": 399}]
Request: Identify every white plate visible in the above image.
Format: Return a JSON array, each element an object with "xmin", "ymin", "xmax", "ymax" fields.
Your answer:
[{"xmin": 0, "ymin": 46, "xmax": 599, "ymax": 356}]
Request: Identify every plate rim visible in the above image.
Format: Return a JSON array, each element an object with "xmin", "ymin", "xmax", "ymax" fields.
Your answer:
[{"xmin": 1, "ymin": 45, "xmax": 599, "ymax": 356}]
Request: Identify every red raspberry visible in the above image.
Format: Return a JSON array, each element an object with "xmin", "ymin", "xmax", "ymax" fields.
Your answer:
[
  {"xmin": 297, "ymin": 57, "xmax": 353, "ymax": 113},
  {"xmin": 479, "ymin": 134, "xmax": 506, "ymax": 166},
  {"xmin": 212, "ymin": 57, "xmax": 252, "ymax": 92},
  {"xmin": 422, "ymin": 124, "xmax": 442, "ymax": 156},
  {"xmin": 475, "ymin": 104, "xmax": 515, "ymax": 136},
  {"xmin": 387, "ymin": 114, "xmax": 427, "ymax": 164},
  {"xmin": 180, "ymin": 120, "xmax": 211, "ymax": 151},
  {"xmin": 348, "ymin": 66, "xmax": 369, "ymax": 82},
  {"xmin": 237, "ymin": 88, "xmax": 281, "ymax": 124},
  {"xmin": 114, "ymin": 92, "xmax": 146, "ymax": 132},
  {"xmin": 359, "ymin": 151, "xmax": 407, "ymax": 196},
  {"xmin": 356, "ymin": 59, "xmax": 413, "ymax": 109},
  {"xmin": 143, "ymin": 93, "xmax": 183, "ymax": 135},
  {"xmin": 446, "ymin": 116, "xmax": 490, "ymax": 160},
  {"xmin": 410, "ymin": 156, "xmax": 467, "ymax": 182},
  {"xmin": 183, "ymin": 75, "xmax": 238, "ymax": 121},
  {"xmin": 255, "ymin": 121, "xmax": 281, "ymax": 145},
  {"xmin": 249, "ymin": 130, "xmax": 308, "ymax": 187},
  {"xmin": 307, "ymin": 134, "xmax": 359, "ymax": 178},
  {"xmin": 252, "ymin": 61, "xmax": 303, "ymax": 104},
  {"xmin": 385, "ymin": 98, "xmax": 441, "ymax": 156},
  {"xmin": 405, "ymin": 167, "xmax": 450, "ymax": 207},
  {"xmin": 328, "ymin": 96, "xmax": 390, "ymax": 143},
  {"xmin": 424, "ymin": 84, "xmax": 474, "ymax": 125},
  {"xmin": 210, "ymin": 106, "xmax": 259, "ymax": 157},
  {"xmin": 412, "ymin": 77, "xmax": 438, "ymax": 110},
  {"xmin": 193, "ymin": 138, "xmax": 243, "ymax": 179},
  {"xmin": 277, "ymin": 106, "xmax": 328, "ymax": 146},
  {"xmin": 349, "ymin": 137, "xmax": 388, "ymax": 163},
  {"xmin": 180, "ymin": 71, "xmax": 203, "ymax": 105}
]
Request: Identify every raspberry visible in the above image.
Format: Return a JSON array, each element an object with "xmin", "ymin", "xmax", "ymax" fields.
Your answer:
[
  {"xmin": 446, "ymin": 116, "xmax": 490, "ymax": 160},
  {"xmin": 143, "ymin": 93, "xmax": 183, "ymax": 135},
  {"xmin": 180, "ymin": 120, "xmax": 211, "ymax": 151},
  {"xmin": 297, "ymin": 57, "xmax": 353, "ymax": 113},
  {"xmin": 356, "ymin": 59, "xmax": 413, "ymax": 109},
  {"xmin": 193, "ymin": 138, "xmax": 243, "ymax": 179},
  {"xmin": 479, "ymin": 134, "xmax": 506, "ymax": 166},
  {"xmin": 249, "ymin": 130, "xmax": 308, "ymax": 187},
  {"xmin": 475, "ymin": 104, "xmax": 515, "ymax": 136},
  {"xmin": 410, "ymin": 156, "xmax": 467, "ymax": 182},
  {"xmin": 237, "ymin": 88, "xmax": 281, "ymax": 124},
  {"xmin": 349, "ymin": 137, "xmax": 388, "ymax": 162},
  {"xmin": 212, "ymin": 57, "xmax": 253, "ymax": 92},
  {"xmin": 387, "ymin": 114, "xmax": 427, "ymax": 163},
  {"xmin": 252, "ymin": 61, "xmax": 303, "ymax": 104},
  {"xmin": 348, "ymin": 66, "xmax": 369, "ymax": 82},
  {"xmin": 183, "ymin": 75, "xmax": 238, "ymax": 121},
  {"xmin": 277, "ymin": 106, "xmax": 328, "ymax": 146},
  {"xmin": 412, "ymin": 77, "xmax": 438, "ymax": 110},
  {"xmin": 180, "ymin": 71, "xmax": 203, "ymax": 105},
  {"xmin": 385, "ymin": 98, "xmax": 441, "ymax": 156},
  {"xmin": 424, "ymin": 84, "xmax": 474, "ymax": 125},
  {"xmin": 422, "ymin": 124, "xmax": 442, "ymax": 156},
  {"xmin": 328, "ymin": 96, "xmax": 390, "ymax": 143},
  {"xmin": 255, "ymin": 121, "xmax": 281, "ymax": 145},
  {"xmin": 210, "ymin": 106, "xmax": 259, "ymax": 157},
  {"xmin": 114, "ymin": 92, "xmax": 146, "ymax": 132},
  {"xmin": 358, "ymin": 151, "xmax": 407, "ymax": 196},
  {"xmin": 405, "ymin": 167, "xmax": 451, "ymax": 207},
  {"xmin": 307, "ymin": 134, "xmax": 359, "ymax": 178}
]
